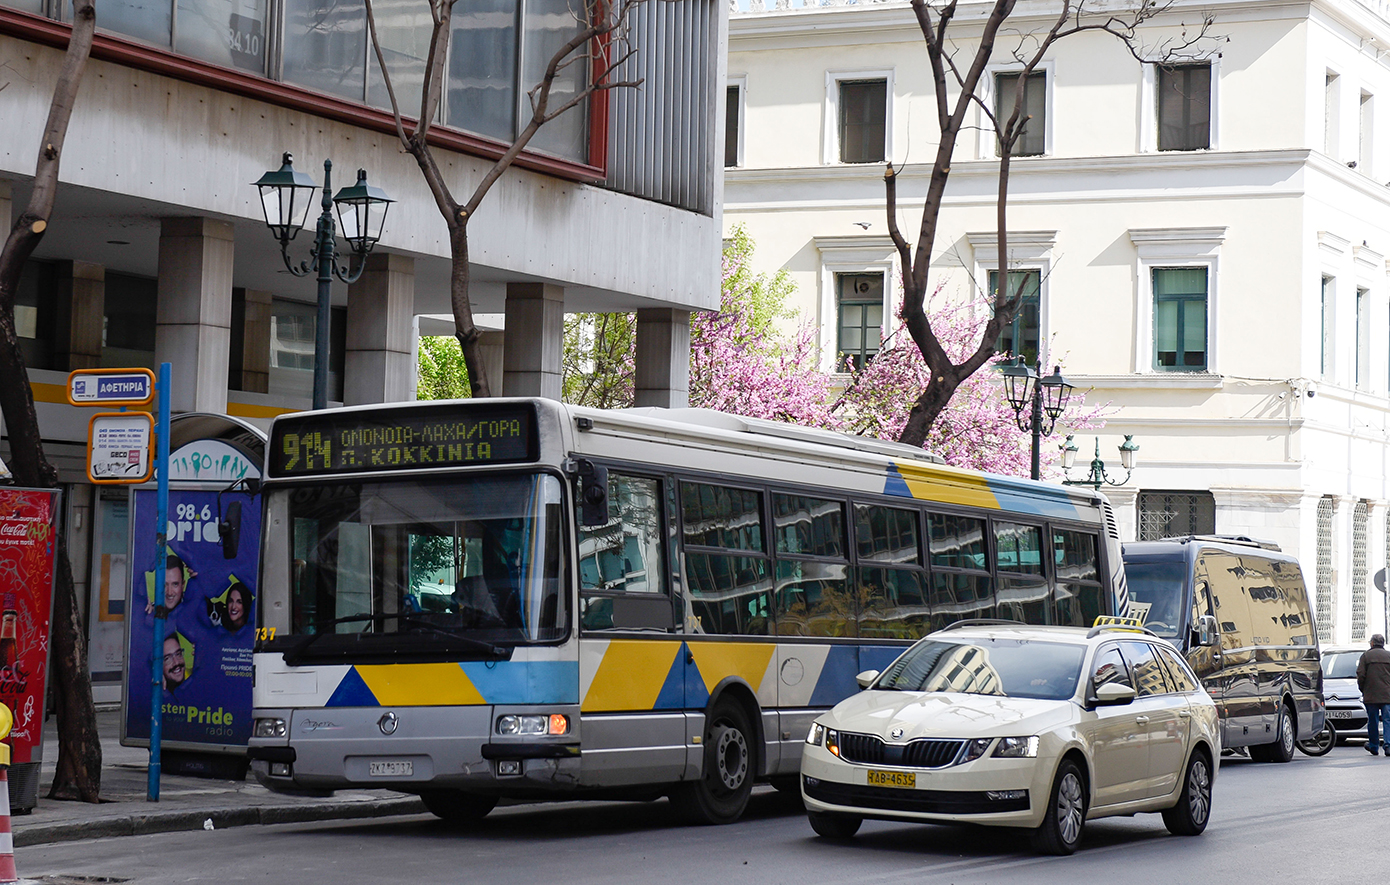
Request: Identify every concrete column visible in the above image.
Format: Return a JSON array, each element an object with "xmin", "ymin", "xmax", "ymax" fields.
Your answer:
[
  {"xmin": 154, "ymin": 217, "xmax": 235, "ymax": 413},
  {"xmin": 502, "ymin": 282, "xmax": 564, "ymax": 400},
  {"xmin": 477, "ymin": 330, "xmax": 505, "ymax": 397},
  {"xmin": 1102, "ymin": 487, "xmax": 1139, "ymax": 542},
  {"xmin": 1369, "ymin": 500, "xmax": 1389, "ymax": 640},
  {"xmin": 345, "ymin": 253, "xmax": 416, "ymax": 405},
  {"xmin": 236, "ymin": 288, "xmax": 272, "ymax": 394},
  {"xmin": 1332, "ymin": 495, "xmax": 1355, "ymax": 645},
  {"xmin": 634, "ymin": 309, "xmax": 691, "ymax": 409},
  {"xmin": 53, "ymin": 261, "xmax": 104, "ymax": 370}
]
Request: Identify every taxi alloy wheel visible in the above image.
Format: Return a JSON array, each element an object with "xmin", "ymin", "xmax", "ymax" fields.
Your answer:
[
  {"xmin": 1032, "ymin": 759, "xmax": 1087, "ymax": 856},
  {"xmin": 1162, "ymin": 749, "xmax": 1212, "ymax": 836}
]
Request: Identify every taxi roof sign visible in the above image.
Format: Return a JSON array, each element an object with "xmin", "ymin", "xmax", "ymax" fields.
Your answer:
[{"xmin": 66, "ymin": 368, "xmax": 155, "ymax": 407}]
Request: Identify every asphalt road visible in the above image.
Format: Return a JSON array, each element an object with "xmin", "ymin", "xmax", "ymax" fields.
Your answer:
[{"xmin": 21, "ymin": 746, "xmax": 1385, "ymax": 885}]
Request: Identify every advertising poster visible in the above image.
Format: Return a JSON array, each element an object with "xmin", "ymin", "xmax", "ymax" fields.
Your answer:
[
  {"xmin": 125, "ymin": 489, "xmax": 259, "ymax": 749},
  {"xmin": 0, "ymin": 488, "xmax": 59, "ymax": 764}
]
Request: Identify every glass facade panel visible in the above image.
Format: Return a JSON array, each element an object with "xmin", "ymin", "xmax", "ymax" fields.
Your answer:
[
  {"xmin": 101, "ymin": 0, "xmax": 172, "ymax": 48},
  {"xmin": 447, "ymin": 0, "xmax": 518, "ymax": 141},
  {"xmin": 282, "ymin": 0, "xmax": 368, "ymax": 102},
  {"xmin": 103, "ymin": 272, "xmax": 158, "ymax": 369},
  {"xmin": 521, "ymin": 0, "xmax": 588, "ymax": 161},
  {"xmin": 267, "ymin": 299, "xmax": 345, "ymax": 401},
  {"xmin": 367, "ymin": 0, "xmax": 431, "ymax": 113},
  {"xmin": 176, "ymin": 0, "xmax": 268, "ymax": 73}
]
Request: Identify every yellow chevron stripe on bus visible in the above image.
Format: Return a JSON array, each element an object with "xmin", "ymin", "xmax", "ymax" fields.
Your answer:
[
  {"xmin": 582, "ymin": 639, "xmax": 682, "ymax": 712},
  {"xmin": 892, "ymin": 460, "xmax": 1000, "ymax": 510},
  {"xmin": 355, "ymin": 662, "xmax": 485, "ymax": 706},
  {"xmin": 688, "ymin": 642, "xmax": 776, "ymax": 694}
]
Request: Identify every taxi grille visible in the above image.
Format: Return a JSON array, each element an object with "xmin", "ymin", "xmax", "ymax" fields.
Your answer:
[{"xmin": 837, "ymin": 732, "xmax": 964, "ymax": 768}]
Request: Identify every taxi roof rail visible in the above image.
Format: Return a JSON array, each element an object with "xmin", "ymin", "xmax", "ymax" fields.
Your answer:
[
  {"xmin": 935, "ymin": 618, "xmax": 1029, "ymax": 632},
  {"xmin": 1086, "ymin": 623, "xmax": 1161, "ymax": 640}
]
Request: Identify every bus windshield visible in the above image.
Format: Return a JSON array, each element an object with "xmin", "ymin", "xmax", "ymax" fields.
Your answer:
[
  {"xmin": 277, "ymin": 472, "xmax": 567, "ymax": 654},
  {"xmin": 1122, "ymin": 558, "xmax": 1188, "ymax": 640}
]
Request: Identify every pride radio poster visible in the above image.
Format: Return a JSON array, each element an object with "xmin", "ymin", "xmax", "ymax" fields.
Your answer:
[
  {"xmin": 124, "ymin": 489, "xmax": 259, "ymax": 749},
  {"xmin": 0, "ymin": 488, "xmax": 59, "ymax": 765}
]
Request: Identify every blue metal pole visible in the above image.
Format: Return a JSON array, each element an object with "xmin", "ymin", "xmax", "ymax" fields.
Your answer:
[{"xmin": 148, "ymin": 362, "xmax": 172, "ymax": 802}]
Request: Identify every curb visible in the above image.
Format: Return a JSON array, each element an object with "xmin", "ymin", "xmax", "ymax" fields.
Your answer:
[{"xmin": 12, "ymin": 796, "xmax": 427, "ymax": 847}]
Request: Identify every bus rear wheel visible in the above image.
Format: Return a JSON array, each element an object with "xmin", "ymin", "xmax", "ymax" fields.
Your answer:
[
  {"xmin": 670, "ymin": 699, "xmax": 755, "ymax": 825},
  {"xmin": 420, "ymin": 789, "xmax": 498, "ymax": 822}
]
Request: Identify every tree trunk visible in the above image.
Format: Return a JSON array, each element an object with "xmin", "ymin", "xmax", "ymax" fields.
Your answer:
[
  {"xmin": 448, "ymin": 222, "xmax": 493, "ymax": 398},
  {"xmin": 0, "ymin": 0, "xmax": 102, "ymax": 802}
]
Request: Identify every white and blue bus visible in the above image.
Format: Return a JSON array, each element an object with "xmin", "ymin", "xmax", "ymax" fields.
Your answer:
[{"xmin": 248, "ymin": 398, "xmax": 1128, "ymax": 823}]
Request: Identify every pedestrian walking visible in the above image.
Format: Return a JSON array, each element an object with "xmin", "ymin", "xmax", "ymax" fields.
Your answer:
[{"xmin": 1357, "ymin": 634, "xmax": 1390, "ymax": 756}]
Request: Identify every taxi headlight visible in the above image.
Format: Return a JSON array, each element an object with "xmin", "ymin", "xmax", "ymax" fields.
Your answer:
[
  {"xmin": 992, "ymin": 736, "xmax": 1040, "ymax": 758},
  {"xmin": 961, "ymin": 737, "xmax": 993, "ymax": 763},
  {"xmin": 825, "ymin": 728, "xmax": 841, "ymax": 757},
  {"xmin": 254, "ymin": 717, "xmax": 287, "ymax": 738},
  {"xmin": 806, "ymin": 723, "xmax": 825, "ymax": 746}
]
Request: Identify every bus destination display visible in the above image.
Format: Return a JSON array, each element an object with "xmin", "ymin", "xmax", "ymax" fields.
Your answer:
[{"xmin": 270, "ymin": 406, "xmax": 536, "ymax": 477}]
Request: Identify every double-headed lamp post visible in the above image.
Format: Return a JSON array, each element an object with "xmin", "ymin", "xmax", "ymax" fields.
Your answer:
[
  {"xmin": 1060, "ymin": 435, "xmax": 1140, "ymax": 491},
  {"xmin": 1001, "ymin": 358, "xmax": 1075, "ymax": 481},
  {"xmin": 253, "ymin": 153, "xmax": 393, "ymax": 410}
]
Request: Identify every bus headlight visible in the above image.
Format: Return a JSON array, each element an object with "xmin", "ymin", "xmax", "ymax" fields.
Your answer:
[
  {"xmin": 496, "ymin": 714, "xmax": 570, "ymax": 736},
  {"xmin": 254, "ymin": 718, "xmax": 287, "ymax": 738}
]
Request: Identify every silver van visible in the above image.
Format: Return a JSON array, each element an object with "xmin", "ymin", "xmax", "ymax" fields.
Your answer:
[{"xmin": 1122, "ymin": 536, "xmax": 1324, "ymax": 761}]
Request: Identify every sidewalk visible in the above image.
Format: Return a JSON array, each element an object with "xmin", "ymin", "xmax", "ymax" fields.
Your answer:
[{"xmin": 11, "ymin": 708, "xmax": 425, "ymax": 847}]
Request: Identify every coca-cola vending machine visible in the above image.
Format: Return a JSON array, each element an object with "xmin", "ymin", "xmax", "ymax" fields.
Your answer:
[{"xmin": 0, "ymin": 488, "xmax": 60, "ymax": 811}]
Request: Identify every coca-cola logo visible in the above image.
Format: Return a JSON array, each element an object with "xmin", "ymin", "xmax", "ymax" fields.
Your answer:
[
  {"xmin": 0, "ymin": 523, "xmax": 26, "ymax": 537},
  {"xmin": 0, "ymin": 665, "xmax": 30, "ymax": 695}
]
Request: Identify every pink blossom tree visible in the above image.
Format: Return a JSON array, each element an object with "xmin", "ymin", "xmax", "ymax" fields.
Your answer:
[{"xmin": 834, "ymin": 292, "xmax": 1105, "ymax": 478}]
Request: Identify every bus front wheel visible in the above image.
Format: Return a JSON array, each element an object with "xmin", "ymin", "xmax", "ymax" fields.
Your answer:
[
  {"xmin": 420, "ymin": 789, "xmax": 498, "ymax": 822},
  {"xmin": 671, "ymin": 699, "xmax": 755, "ymax": 825}
]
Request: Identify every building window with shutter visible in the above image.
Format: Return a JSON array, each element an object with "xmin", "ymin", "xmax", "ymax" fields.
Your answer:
[
  {"xmin": 836, "ymin": 273, "xmax": 885, "ymax": 372},
  {"xmin": 839, "ymin": 79, "xmax": 887, "ymax": 164},
  {"xmin": 1153, "ymin": 267, "xmax": 1208, "ymax": 371}
]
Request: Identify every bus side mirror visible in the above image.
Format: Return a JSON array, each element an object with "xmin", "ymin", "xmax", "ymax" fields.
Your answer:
[
  {"xmin": 1194, "ymin": 614, "xmax": 1219, "ymax": 648},
  {"xmin": 219, "ymin": 500, "xmax": 242, "ymax": 560},
  {"xmin": 577, "ymin": 461, "xmax": 608, "ymax": 527}
]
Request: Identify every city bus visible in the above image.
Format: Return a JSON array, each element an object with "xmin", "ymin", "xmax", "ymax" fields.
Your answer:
[{"xmin": 247, "ymin": 398, "xmax": 1129, "ymax": 824}]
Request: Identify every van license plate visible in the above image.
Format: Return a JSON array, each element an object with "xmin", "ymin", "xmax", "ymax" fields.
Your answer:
[
  {"xmin": 1328, "ymin": 710, "xmax": 1356, "ymax": 720},
  {"xmin": 867, "ymin": 770, "xmax": 915, "ymax": 789},
  {"xmin": 369, "ymin": 761, "xmax": 412, "ymax": 777}
]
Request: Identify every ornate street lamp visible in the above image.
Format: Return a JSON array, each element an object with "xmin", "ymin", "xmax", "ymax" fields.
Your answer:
[
  {"xmin": 1061, "ymin": 434, "xmax": 1140, "ymax": 490},
  {"xmin": 253, "ymin": 153, "xmax": 393, "ymax": 410},
  {"xmin": 1002, "ymin": 358, "xmax": 1074, "ymax": 480}
]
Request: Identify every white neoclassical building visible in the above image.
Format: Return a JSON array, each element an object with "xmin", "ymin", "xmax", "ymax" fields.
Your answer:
[{"xmin": 725, "ymin": 0, "xmax": 1390, "ymax": 644}]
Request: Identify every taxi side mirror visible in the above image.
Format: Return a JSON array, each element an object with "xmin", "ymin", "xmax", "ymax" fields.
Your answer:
[
  {"xmin": 855, "ymin": 670, "xmax": 880, "ymax": 690},
  {"xmin": 1093, "ymin": 682, "xmax": 1137, "ymax": 707}
]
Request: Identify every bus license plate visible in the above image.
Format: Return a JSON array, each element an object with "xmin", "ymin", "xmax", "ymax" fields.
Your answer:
[
  {"xmin": 1327, "ymin": 710, "xmax": 1356, "ymax": 720},
  {"xmin": 369, "ymin": 760, "xmax": 413, "ymax": 777},
  {"xmin": 867, "ymin": 770, "xmax": 915, "ymax": 789}
]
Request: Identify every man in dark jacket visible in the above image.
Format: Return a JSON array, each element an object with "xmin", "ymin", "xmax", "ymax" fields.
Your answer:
[{"xmin": 1356, "ymin": 634, "xmax": 1390, "ymax": 755}]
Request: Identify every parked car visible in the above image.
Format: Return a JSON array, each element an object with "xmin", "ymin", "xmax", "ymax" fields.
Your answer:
[
  {"xmin": 1320, "ymin": 646, "xmax": 1369, "ymax": 742},
  {"xmin": 800, "ymin": 623, "xmax": 1220, "ymax": 855},
  {"xmin": 1122, "ymin": 536, "xmax": 1324, "ymax": 761}
]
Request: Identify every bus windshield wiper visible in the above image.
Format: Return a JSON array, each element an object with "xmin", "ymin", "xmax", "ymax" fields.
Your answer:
[{"xmin": 282, "ymin": 612, "xmax": 508, "ymax": 664}]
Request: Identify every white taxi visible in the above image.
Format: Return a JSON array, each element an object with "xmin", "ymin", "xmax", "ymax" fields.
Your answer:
[{"xmin": 800, "ymin": 623, "xmax": 1220, "ymax": 854}]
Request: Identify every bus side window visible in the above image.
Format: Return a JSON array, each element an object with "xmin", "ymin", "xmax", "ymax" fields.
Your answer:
[
  {"xmin": 579, "ymin": 474, "xmax": 670, "ymax": 631},
  {"xmin": 1052, "ymin": 529, "xmax": 1102, "ymax": 628},
  {"xmin": 680, "ymin": 481, "xmax": 772, "ymax": 636}
]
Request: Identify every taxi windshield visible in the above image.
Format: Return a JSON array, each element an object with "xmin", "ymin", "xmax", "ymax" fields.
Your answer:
[{"xmin": 875, "ymin": 638, "xmax": 1085, "ymax": 701}]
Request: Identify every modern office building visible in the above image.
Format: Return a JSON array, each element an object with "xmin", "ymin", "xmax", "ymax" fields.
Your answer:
[
  {"xmin": 0, "ymin": 0, "xmax": 724, "ymax": 699},
  {"xmin": 725, "ymin": 0, "xmax": 1390, "ymax": 643}
]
